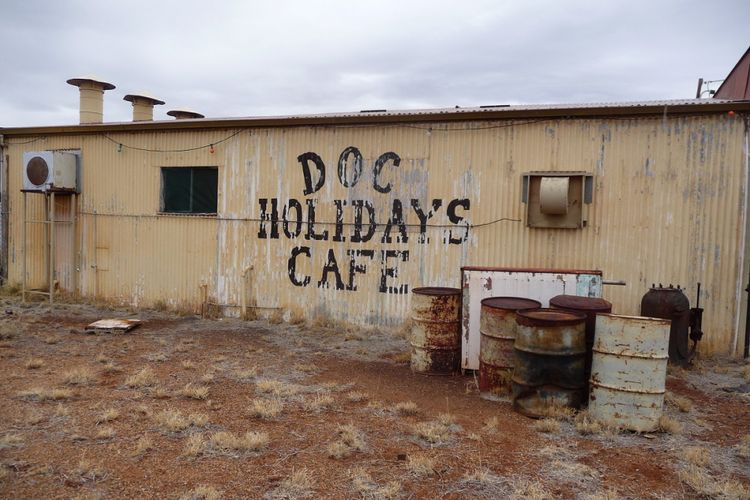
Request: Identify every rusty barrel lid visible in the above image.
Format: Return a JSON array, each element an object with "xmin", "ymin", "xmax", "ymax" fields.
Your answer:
[
  {"xmin": 481, "ymin": 297, "xmax": 541, "ymax": 311},
  {"xmin": 516, "ymin": 308, "xmax": 587, "ymax": 327},
  {"xmin": 412, "ymin": 287, "xmax": 461, "ymax": 296},
  {"xmin": 549, "ymin": 295, "xmax": 612, "ymax": 312}
]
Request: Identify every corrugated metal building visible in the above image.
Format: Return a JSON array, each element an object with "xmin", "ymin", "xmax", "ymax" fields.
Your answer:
[{"xmin": 1, "ymin": 88, "xmax": 749, "ymax": 357}]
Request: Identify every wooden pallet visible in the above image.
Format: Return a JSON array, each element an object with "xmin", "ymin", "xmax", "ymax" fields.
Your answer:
[{"xmin": 84, "ymin": 319, "xmax": 142, "ymax": 334}]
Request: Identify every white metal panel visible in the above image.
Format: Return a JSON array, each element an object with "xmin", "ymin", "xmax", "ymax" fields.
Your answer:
[{"xmin": 461, "ymin": 267, "xmax": 603, "ymax": 370}]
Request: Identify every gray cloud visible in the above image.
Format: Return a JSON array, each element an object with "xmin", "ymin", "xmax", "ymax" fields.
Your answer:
[{"xmin": 1, "ymin": 0, "xmax": 747, "ymax": 127}]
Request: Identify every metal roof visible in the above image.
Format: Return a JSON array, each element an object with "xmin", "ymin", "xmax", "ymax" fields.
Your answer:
[{"xmin": 1, "ymin": 98, "xmax": 748, "ymax": 136}]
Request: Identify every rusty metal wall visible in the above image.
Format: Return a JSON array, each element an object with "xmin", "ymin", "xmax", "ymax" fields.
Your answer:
[{"xmin": 2, "ymin": 113, "xmax": 747, "ymax": 355}]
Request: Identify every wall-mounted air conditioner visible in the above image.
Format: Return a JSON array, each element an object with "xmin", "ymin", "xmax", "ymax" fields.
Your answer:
[{"xmin": 22, "ymin": 151, "xmax": 78, "ymax": 192}]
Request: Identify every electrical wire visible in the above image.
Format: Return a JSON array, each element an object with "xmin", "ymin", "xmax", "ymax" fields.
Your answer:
[
  {"xmin": 78, "ymin": 210, "xmax": 521, "ymax": 229},
  {"xmin": 103, "ymin": 130, "xmax": 242, "ymax": 153},
  {"xmin": 3, "ymin": 136, "xmax": 48, "ymax": 145}
]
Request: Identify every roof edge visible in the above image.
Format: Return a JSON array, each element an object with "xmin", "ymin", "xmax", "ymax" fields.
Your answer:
[{"xmin": 2, "ymin": 100, "xmax": 749, "ymax": 136}]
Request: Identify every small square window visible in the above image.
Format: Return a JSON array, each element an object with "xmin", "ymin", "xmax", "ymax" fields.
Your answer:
[{"xmin": 161, "ymin": 167, "xmax": 218, "ymax": 214}]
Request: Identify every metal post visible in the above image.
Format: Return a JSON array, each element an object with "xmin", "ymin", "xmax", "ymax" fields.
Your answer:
[
  {"xmin": 49, "ymin": 191, "xmax": 55, "ymax": 304},
  {"xmin": 21, "ymin": 192, "xmax": 26, "ymax": 302},
  {"xmin": 744, "ymin": 270, "xmax": 750, "ymax": 358},
  {"xmin": 72, "ymin": 193, "xmax": 77, "ymax": 297}
]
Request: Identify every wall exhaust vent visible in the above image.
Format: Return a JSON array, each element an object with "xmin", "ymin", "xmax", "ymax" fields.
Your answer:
[
  {"xmin": 22, "ymin": 151, "xmax": 79, "ymax": 192},
  {"xmin": 522, "ymin": 171, "xmax": 593, "ymax": 228}
]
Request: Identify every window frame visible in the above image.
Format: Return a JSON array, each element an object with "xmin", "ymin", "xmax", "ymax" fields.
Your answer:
[{"xmin": 159, "ymin": 166, "xmax": 219, "ymax": 216}]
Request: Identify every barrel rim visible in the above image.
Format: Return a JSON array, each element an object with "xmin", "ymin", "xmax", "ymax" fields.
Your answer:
[
  {"xmin": 516, "ymin": 308, "xmax": 587, "ymax": 326},
  {"xmin": 412, "ymin": 286, "xmax": 461, "ymax": 296},
  {"xmin": 596, "ymin": 313, "xmax": 671, "ymax": 325},
  {"xmin": 549, "ymin": 294, "xmax": 612, "ymax": 312},
  {"xmin": 481, "ymin": 296, "xmax": 542, "ymax": 311}
]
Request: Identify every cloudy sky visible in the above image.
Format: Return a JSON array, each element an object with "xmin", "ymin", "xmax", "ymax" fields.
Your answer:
[{"xmin": 1, "ymin": 0, "xmax": 748, "ymax": 127}]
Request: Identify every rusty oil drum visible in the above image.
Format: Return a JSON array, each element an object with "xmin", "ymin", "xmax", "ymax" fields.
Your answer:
[
  {"xmin": 511, "ymin": 308, "xmax": 587, "ymax": 417},
  {"xmin": 479, "ymin": 297, "xmax": 541, "ymax": 400},
  {"xmin": 410, "ymin": 287, "xmax": 461, "ymax": 375},
  {"xmin": 549, "ymin": 294, "xmax": 612, "ymax": 397},
  {"xmin": 589, "ymin": 314, "xmax": 670, "ymax": 432}
]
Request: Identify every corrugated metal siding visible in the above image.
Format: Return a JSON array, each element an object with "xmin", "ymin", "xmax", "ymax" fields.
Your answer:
[{"xmin": 3, "ymin": 113, "xmax": 747, "ymax": 355}]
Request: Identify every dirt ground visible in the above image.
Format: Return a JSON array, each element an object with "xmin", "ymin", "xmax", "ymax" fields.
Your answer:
[{"xmin": 0, "ymin": 298, "xmax": 748, "ymax": 499}]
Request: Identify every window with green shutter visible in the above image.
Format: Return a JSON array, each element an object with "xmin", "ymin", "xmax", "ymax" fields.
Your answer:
[{"xmin": 161, "ymin": 167, "xmax": 218, "ymax": 214}]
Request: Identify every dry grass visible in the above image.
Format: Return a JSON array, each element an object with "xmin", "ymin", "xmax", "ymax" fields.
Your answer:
[
  {"xmin": 345, "ymin": 391, "xmax": 369, "ymax": 403},
  {"xmin": 678, "ymin": 464, "xmax": 749, "ymax": 499},
  {"xmin": 406, "ymin": 454, "xmax": 437, "ymax": 477},
  {"xmin": 131, "ymin": 435, "xmax": 154, "ymax": 458},
  {"xmin": 146, "ymin": 352, "xmax": 169, "ymax": 362},
  {"xmin": 293, "ymin": 362, "xmax": 318, "ymax": 373},
  {"xmin": 537, "ymin": 402, "xmax": 576, "ymax": 421},
  {"xmin": 179, "ymin": 485, "xmax": 222, "ymax": 500},
  {"xmin": 179, "ymin": 383, "xmax": 210, "ymax": 400},
  {"xmin": 124, "ymin": 367, "xmax": 158, "ymax": 388},
  {"xmin": 181, "ymin": 360, "xmax": 196, "ymax": 370},
  {"xmin": 327, "ymin": 424, "xmax": 366, "ymax": 459},
  {"xmin": 393, "ymin": 401, "xmax": 419, "ymax": 415},
  {"xmin": 742, "ymin": 364, "xmax": 750, "ymax": 383},
  {"xmin": 508, "ymin": 477, "xmax": 553, "ymax": 499},
  {"xmin": 735, "ymin": 435, "xmax": 750, "ymax": 459},
  {"xmin": 269, "ymin": 468, "xmax": 316, "ymax": 499},
  {"xmin": 255, "ymin": 379, "xmax": 299, "ymax": 398},
  {"xmin": 482, "ymin": 416, "xmax": 499, "ymax": 433},
  {"xmin": 25, "ymin": 358, "xmax": 45, "ymax": 369},
  {"xmin": 533, "ymin": 418, "xmax": 561, "ymax": 434},
  {"xmin": 95, "ymin": 427, "xmax": 116, "ymax": 440},
  {"xmin": 412, "ymin": 415, "xmax": 458, "ymax": 445},
  {"xmin": 459, "ymin": 468, "xmax": 511, "ymax": 497},
  {"xmin": 73, "ymin": 459, "xmax": 106, "ymax": 482},
  {"xmin": 681, "ymin": 446, "xmax": 710, "ymax": 467},
  {"xmin": 62, "ymin": 366, "xmax": 97, "ymax": 386},
  {"xmin": 248, "ymin": 398, "xmax": 283, "ymax": 419},
  {"xmin": 665, "ymin": 392, "xmax": 693, "ymax": 413},
  {"xmin": 0, "ymin": 433, "xmax": 24, "ymax": 450},
  {"xmin": 152, "ymin": 385, "xmax": 171, "ymax": 399},
  {"xmin": 235, "ymin": 367, "xmax": 258, "ymax": 381},
  {"xmin": 95, "ymin": 408, "xmax": 119, "ymax": 424},
  {"xmin": 268, "ymin": 309, "xmax": 284, "ymax": 324},
  {"xmin": 575, "ymin": 410, "xmax": 617, "ymax": 436},
  {"xmin": 658, "ymin": 415, "xmax": 684, "ymax": 434},
  {"xmin": 303, "ymin": 394, "xmax": 334, "ymax": 413},
  {"xmin": 18, "ymin": 387, "xmax": 74, "ymax": 401},
  {"xmin": 183, "ymin": 434, "xmax": 205, "ymax": 458},
  {"xmin": 200, "ymin": 372, "xmax": 216, "ymax": 384},
  {"xmin": 43, "ymin": 336, "xmax": 58, "ymax": 345},
  {"xmin": 390, "ymin": 351, "xmax": 411, "ymax": 364},
  {"xmin": 289, "ymin": 308, "xmax": 306, "ymax": 325},
  {"xmin": 203, "ymin": 431, "xmax": 269, "ymax": 456},
  {"xmin": 349, "ymin": 467, "xmax": 401, "ymax": 499},
  {"xmin": 154, "ymin": 409, "xmax": 209, "ymax": 433}
]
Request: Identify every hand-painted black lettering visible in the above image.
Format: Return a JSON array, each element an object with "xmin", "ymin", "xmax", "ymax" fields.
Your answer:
[
  {"xmin": 337, "ymin": 146, "xmax": 363, "ymax": 188},
  {"xmin": 411, "ymin": 199, "xmax": 442, "ymax": 244},
  {"xmin": 381, "ymin": 199, "xmax": 408, "ymax": 243},
  {"xmin": 288, "ymin": 246, "xmax": 311, "ymax": 286},
  {"xmin": 318, "ymin": 249, "xmax": 345, "ymax": 290},
  {"xmin": 379, "ymin": 250, "xmax": 409, "ymax": 294},
  {"xmin": 297, "ymin": 152, "xmax": 326, "ymax": 195},
  {"xmin": 305, "ymin": 199, "xmax": 329, "ymax": 241},
  {"xmin": 333, "ymin": 199, "xmax": 347, "ymax": 242},
  {"xmin": 258, "ymin": 198, "xmax": 279, "ymax": 239},
  {"xmin": 283, "ymin": 199, "xmax": 303, "ymax": 238},
  {"xmin": 373, "ymin": 152, "xmax": 401, "ymax": 193},
  {"xmin": 346, "ymin": 249, "xmax": 374, "ymax": 291},
  {"xmin": 445, "ymin": 198, "xmax": 470, "ymax": 244},
  {"xmin": 350, "ymin": 200, "xmax": 376, "ymax": 243}
]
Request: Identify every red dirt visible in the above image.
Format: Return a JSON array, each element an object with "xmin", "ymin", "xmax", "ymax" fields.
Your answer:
[{"xmin": 0, "ymin": 299, "xmax": 748, "ymax": 499}]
